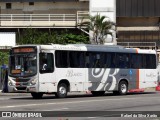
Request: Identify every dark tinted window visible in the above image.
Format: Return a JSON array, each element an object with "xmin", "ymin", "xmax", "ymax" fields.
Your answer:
[
  {"xmin": 130, "ymin": 54, "xmax": 143, "ymax": 69},
  {"xmin": 143, "ymin": 54, "xmax": 156, "ymax": 69},
  {"xmin": 29, "ymin": 2, "xmax": 34, "ymax": 5},
  {"xmin": 116, "ymin": 53, "xmax": 130, "ymax": 68},
  {"xmin": 39, "ymin": 53, "xmax": 54, "ymax": 73},
  {"xmin": 55, "ymin": 50, "xmax": 156, "ymax": 69},
  {"xmin": 55, "ymin": 51, "xmax": 68, "ymax": 68},
  {"xmin": 69, "ymin": 51, "xmax": 85, "ymax": 68},
  {"xmin": 6, "ymin": 3, "xmax": 11, "ymax": 9}
]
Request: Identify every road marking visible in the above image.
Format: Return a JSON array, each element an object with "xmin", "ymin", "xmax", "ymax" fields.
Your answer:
[
  {"xmin": 43, "ymin": 108, "xmax": 69, "ymax": 111},
  {"xmin": 0, "ymin": 98, "xmax": 9, "ymax": 100},
  {"xmin": 0, "ymin": 97, "xmax": 136, "ymax": 109},
  {"xmin": 87, "ymin": 117, "xmax": 97, "ymax": 119}
]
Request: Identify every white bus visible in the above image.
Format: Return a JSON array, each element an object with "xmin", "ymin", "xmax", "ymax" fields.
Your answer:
[{"xmin": 8, "ymin": 44, "xmax": 158, "ymax": 99}]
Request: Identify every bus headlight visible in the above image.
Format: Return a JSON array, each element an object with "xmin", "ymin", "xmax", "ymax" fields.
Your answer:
[
  {"xmin": 8, "ymin": 80, "xmax": 13, "ymax": 86},
  {"xmin": 30, "ymin": 78, "xmax": 37, "ymax": 85}
]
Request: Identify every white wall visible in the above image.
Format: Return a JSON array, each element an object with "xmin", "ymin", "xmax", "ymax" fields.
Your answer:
[
  {"xmin": 0, "ymin": 32, "xmax": 16, "ymax": 46},
  {"xmin": 0, "ymin": 2, "xmax": 89, "ymax": 12},
  {"xmin": 90, "ymin": 0, "xmax": 116, "ymax": 22},
  {"xmin": 89, "ymin": 0, "xmax": 116, "ymax": 44}
]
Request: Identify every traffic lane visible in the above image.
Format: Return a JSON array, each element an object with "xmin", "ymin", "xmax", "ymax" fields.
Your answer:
[
  {"xmin": 0, "ymin": 92, "xmax": 160, "ymax": 120},
  {"xmin": 0, "ymin": 92, "xmax": 160, "ymax": 111},
  {"xmin": 0, "ymin": 91, "xmax": 158, "ymax": 105}
]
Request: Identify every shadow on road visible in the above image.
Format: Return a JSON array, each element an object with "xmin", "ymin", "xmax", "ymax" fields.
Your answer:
[{"xmin": 10, "ymin": 91, "xmax": 158, "ymax": 100}]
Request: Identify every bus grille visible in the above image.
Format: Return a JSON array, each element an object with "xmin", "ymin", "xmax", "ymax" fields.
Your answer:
[
  {"xmin": 16, "ymin": 87, "xmax": 27, "ymax": 91},
  {"xmin": 14, "ymin": 79, "xmax": 30, "ymax": 82}
]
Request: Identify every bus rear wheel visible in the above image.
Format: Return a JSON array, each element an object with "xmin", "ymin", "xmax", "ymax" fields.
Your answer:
[
  {"xmin": 31, "ymin": 92, "xmax": 43, "ymax": 99},
  {"xmin": 118, "ymin": 81, "xmax": 128, "ymax": 95},
  {"xmin": 55, "ymin": 83, "xmax": 68, "ymax": 98},
  {"xmin": 91, "ymin": 91, "xmax": 105, "ymax": 96}
]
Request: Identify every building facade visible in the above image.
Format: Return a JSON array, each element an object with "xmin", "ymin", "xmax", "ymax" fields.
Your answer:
[
  {"xmin": 116, "ymin": 0, "xmax": 160, "ymax": 52},
  {"xmin": 0, "ymin": 0, "xmax": 89, "ymax": 28}
]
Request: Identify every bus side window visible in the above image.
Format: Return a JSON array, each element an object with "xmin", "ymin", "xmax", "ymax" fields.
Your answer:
[
  {"xmin": 130, "ymin": 54, "xmax": 137, "ymax": 69},
  {"xmin": 99, "ymin": 53, "xmax": 105, "ymax": 68},
  {"xmin": 131, "ymin": 54, "xmax": 142, "ymax": 69},
  {"xmin": 79, "ymin": 52, "xmax": 85, "ymax": 68},
  {"xmin": 90, "ymin": 53, "xmax": 96, "ymax": 68},
  {"xmin": 39, "ymin": 53, "xmax": 54, "ymax": 73},
  {"xmin": 145, "ymin": 54, "xmax": 156, "ymax": 69},
  {"xmin": 69, "ymin": 51, "xmax": 85, "ymax": 68},
  {"xmin": 55, "ymin": 51, "xmax": 68, "ymax": 68},
  {"xmin": 105, "ymin": 53, "xmax": 111, "ymax": 68},
  {"xmin": 110, "ymin": 53, "xmax": 116, "ymax": 68}
]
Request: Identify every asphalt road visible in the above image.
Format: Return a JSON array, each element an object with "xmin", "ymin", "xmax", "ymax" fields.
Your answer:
[{"xmin": 0, "ymin": 90, "xmax": 160, "ymax": 120}]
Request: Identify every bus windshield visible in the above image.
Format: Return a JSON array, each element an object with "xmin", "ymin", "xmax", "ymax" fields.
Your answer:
[{"xmin": 9, "ymin": 53, "xmax": 37, "ymax": 77}]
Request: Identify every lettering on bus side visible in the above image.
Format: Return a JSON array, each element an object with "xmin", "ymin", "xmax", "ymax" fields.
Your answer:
[
  {"xmin": 52, "ymin": 46, "xmax": 81, "ymax": 50},
  {"xmin": 146, "ymin": 73, "xmax": 156, "ymax": 78},
  {"xmin": 66, "ymin": 70, "xmax": 82, "ymax": 77}
]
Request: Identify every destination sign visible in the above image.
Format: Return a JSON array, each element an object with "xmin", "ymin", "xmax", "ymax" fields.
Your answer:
[{"xmin": 13, "ymin": 47, "xmax": 36, "ymax": 53}]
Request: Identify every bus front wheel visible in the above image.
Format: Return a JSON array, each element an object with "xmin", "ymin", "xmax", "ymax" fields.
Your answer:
[
  {"xmin": 55, "ymin": 83, "xmax": 68, "ymax": 98},
  {"xmin": 31, "ymin": 92, "xmax": 43, "ymax": 99}
]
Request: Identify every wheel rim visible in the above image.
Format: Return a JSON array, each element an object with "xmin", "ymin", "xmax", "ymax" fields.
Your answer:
[
  {"xmin": 59, "ymin": 86, "xmax": 66, "ymax": 95},
  {"xmin": 121, "ymin": 84, "xmax": 127, "ymax": 93}
]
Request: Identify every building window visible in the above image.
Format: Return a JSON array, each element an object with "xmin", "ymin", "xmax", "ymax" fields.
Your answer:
[
  {"xmin": 29, "ymin": 2, "xmax": 34, "ymax": 6},
  {"xmin": 6, "ymin": 3, "xmax": 11, "ymax": 9}
]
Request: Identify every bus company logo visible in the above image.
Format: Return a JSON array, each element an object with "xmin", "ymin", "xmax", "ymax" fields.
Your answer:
[
  {"xmin": 2, "ymin": 112, "xmax": 11, "ymax": 117},
  {"xmin": 91, "ymin": 68, "xmax": 119, "ymax": 91},
  {"xmin": 146, "ymin": 73, "xmax": 156, "ymax": 78},
  {"xmin": 66, "ymin": 70, "xmax": 82, "ymax": 77}
]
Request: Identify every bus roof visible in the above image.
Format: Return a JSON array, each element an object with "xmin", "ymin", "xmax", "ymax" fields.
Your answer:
[{"xmin": 14, "ymin": 44, "xmax": 157, "ymax": 54}]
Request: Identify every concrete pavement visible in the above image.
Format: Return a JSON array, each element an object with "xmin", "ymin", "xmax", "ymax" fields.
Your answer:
[{"xmin": 0, "ymin": 87, "xmax": 158, "ymax": 96}]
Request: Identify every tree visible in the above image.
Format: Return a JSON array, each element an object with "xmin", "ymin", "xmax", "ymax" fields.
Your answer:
[
  {"xmin": 0, "ymin": 51, "xmax": 9, "ymax": 65},
  {"xmin": 17, "ymin": 28, "xmax": 89, "ymax": 45},
  {"xmin": 79, "ymin": 14, "xmax": 115, "ymax": 44}
]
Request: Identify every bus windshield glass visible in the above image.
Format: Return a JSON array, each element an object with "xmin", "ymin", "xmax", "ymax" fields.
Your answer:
[{"xmin": 9, "ymin": 53, "xmax": 37, "ymax": 77}]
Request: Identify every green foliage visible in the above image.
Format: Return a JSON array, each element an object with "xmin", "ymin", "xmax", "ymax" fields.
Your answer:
[
  {"xmin": 0, "ymin": 51, "xmax": 9, "ymax": 65},
  {"xmin": 79, "ymin": 14, "xmax": 115, "ymax": 44},
  {"xmin": 17, "ymin": 28, "xmax": 89, "ymax": 45}
]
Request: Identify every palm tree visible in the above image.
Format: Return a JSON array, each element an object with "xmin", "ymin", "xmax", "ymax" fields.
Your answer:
[{"xmin": 79, "ymin": 13, "xmax": 115, "ymax": 44}]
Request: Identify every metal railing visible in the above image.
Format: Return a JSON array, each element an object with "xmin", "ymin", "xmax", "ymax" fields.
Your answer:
[
  {"xmin": 117, "ymin": 42, "xmax": 157, "ymax": 49},
  {"xmin": 0, "ymin": 11, "xmax": 89, "ymax": 28}
]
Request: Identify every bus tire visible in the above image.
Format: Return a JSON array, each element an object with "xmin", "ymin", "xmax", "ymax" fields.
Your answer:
[
  {"xmin": 55, "ymin": 83, "xmax": 68, "ymax": 98},
  {"xmin": 31, "ymin": 92, "xmax": 43, "ymax": 99},
  {"xmin": 91, "ymin": 91, "xmax": 105, "ymax": 96},
  {"xmin": 118, "ymin": 81, "xmax": 128, "ymax": 95}
]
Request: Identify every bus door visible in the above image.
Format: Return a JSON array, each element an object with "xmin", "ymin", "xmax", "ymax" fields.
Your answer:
[{"xmin": 38, "ymin": 52, "xmax": 56, "ymax": 92}]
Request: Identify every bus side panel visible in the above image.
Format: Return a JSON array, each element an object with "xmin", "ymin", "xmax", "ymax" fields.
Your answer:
[
  {"xmin": 138, "ymin": 69, "xmax": 145, "ymax": 89},
  {"xmin": 88, "ymin": 68, "xmax": 117, "ymax": 91},
  {"xmin": 56, "ymin": 68, "xmax": 85, "ymax": 92},
  {"xmin": 143, "ymin": 69, "xmax": 157, "ymax": 88},
  {"xmin": 38, "ymin": 72, "xmax": 57, "ymax": 92}
]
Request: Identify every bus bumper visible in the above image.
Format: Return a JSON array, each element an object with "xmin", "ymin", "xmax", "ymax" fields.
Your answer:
[{"xmin": 8, "ymin": 86, "xmax": 37, "ymax": 93}]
